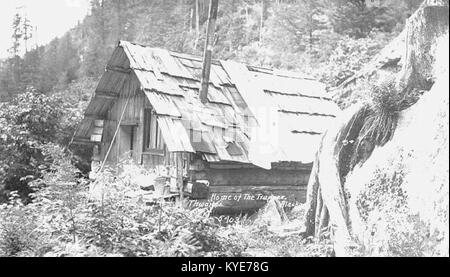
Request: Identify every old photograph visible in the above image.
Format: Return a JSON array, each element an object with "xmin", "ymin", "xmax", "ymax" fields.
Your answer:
[{"xmin": 0, "ymin": 0, "xmax": 448, "ymax": 260}]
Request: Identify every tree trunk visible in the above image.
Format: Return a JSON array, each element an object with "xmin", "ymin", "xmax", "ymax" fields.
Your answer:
[
  {"xmin": 303, "ymin": 1, "xmax": 449, "ymax": 256},
  {"xmin": 259, "ymin": 0, "xmax": 267, "ymax": 43},
  {"xmin": 401, "ymin": 5, "xmax": 449, "ymax": 91},
  {"xmin": 194, "ymin": 0, "xmax": 201, "ymax": 50}
]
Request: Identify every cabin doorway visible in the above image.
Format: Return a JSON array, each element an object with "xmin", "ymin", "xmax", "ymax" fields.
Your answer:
[{"xmin": 119, "ymin": 124, "xmax": 137, "ymax": 161}]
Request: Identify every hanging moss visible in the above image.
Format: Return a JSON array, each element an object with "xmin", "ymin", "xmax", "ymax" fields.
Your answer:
[
  {"xmin": 336, "ymin": 75, "xmax": 423, "ymax": 183},
  {"xmin": 336, "ymin": 105, "xmax": 371, "ymax": 183}
]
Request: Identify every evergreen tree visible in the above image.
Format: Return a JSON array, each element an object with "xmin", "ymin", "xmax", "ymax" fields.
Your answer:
[
  {"xmin": 22, "ymin": 14, "xmax": 33, "ymax": 53},
  {"xmin": 7, "ymin": 12, "xmax": 24, "ymax": 95},
  {"xmin": 10, "ymin": 12, "xmax": 23, "ymax": 58},
  {"xmin": 56, "ymin": 34, "xmax": 80, "ymax": 85},
  {"xmin": 329, "ymin": 0, "xmax": 419, "ymax": 38}
]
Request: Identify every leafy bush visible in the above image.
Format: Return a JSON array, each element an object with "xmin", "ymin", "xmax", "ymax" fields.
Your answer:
[
  {"xmin": 0, "ymin": 83, "xmax": 91, "ymax": 202},
  {"xmin": 0, "ymin": 151, "xmax": 337, "ymax": 257},
  {"xmin": 80, "ymin": 163, "xmax": 248, "ymax": 257},
  {"xmin": 0, "ymin": 153, "xmax": 251, "ymax": 257},
  {"xmin": 0, "ymin": 89, "xmax": 66, "ymax": 202},
  {"xmin": 318, "ymin": 31, "xmax": 394, "ymax": 88},
  {"xmin": 1, "ymin": 145, "xmax": 336, "ymax": 257},
  {"xmin": 0, "ymin": 193, "xmax": 39, "ymax": 256}
]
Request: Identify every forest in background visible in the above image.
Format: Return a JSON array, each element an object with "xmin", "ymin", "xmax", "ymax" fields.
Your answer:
[{"xmin": 0, "ymin": 0, "xmax": 422, "ymax": 100}]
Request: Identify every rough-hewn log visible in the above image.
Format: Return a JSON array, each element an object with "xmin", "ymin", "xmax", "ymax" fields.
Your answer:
[
  {"xmin": 106, "ymin": 65, "xmax": 131, "ymax": 74},
  {"xmin": 191, "ymin": 167, "xmax": 310, "ymax": 186},
  {"xmin": 209, "ymin": 185, "xmax": 306, "ymax": 193},
  {"xmin": 71, "ymin": 136, "xmax": 99, "ymax": 145},
  {"xmin": 95, "ymin": 91, "xmax": 119, "ymax": 100}
]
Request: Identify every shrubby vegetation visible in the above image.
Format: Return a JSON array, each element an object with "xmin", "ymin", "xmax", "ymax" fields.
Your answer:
[
  {"xmin": 0, "ymin": 148, "xmax": 332, "ymax": 257},
  {"xmin": 0, "ymin": 84, "xmax": 93, "ymax": 202},
  {"xmin": 0, "ymin": 90, "xmax": 65, "ymax": 202}
]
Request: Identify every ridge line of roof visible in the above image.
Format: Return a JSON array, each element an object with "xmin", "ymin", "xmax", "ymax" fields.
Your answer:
[{"xmin": 119, "ymin": 40, "xmax": 316, "ymax": 81}]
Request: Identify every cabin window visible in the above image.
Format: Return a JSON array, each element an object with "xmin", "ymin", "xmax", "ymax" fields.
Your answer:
[{"xmin": 143, "ymin": 108, "xmax": 164, "ymax": 152}]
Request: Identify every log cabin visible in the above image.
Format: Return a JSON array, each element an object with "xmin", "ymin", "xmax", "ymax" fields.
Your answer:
[{"xmin": 72, "ymin": 40, "xmax": 340, "ymax": 213}]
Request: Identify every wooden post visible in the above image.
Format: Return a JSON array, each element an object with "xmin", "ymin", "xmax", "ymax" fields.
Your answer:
[
  {"xmin": 117, "ymin": 123, "xmax": 121, "ymax": 172},
  {"xmin": 199, "ymin": 0, "xmax": 219, "ymax": 104}
]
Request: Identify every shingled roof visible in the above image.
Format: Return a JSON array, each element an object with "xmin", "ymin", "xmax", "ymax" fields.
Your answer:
[{"xmin": 75, "ymin": 41, "xmax": 340, "ymax": 168}]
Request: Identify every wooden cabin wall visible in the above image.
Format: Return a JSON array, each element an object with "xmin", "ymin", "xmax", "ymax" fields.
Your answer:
[
  {"xmin": 189, "ymin": 160, "xmax": 312, "ymax": 214},
  {"xmin": 98, "ymin": 72, "xmax": 190, "ymax": 181},
  {"xmin": 142, "ymin": 150, "xmax": 191, "ymax": 176},
  {"xmin": 139, "ymin": 97, "xmax": 191, "ymax": 175},
  {"xmin": 93, "ymin": 71, "xmax": 310, "ymax": 212},
  {"xmin": 101, "ymin": 73, "xmax": 144, "ymax": 167},
  {"xmin": 97, "ymin": 119, "xmax": 116, "ymax": 167}
]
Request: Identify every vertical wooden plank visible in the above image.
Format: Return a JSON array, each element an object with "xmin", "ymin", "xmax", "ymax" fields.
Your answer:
[
  {"xmin": 100, "ymin": 120, "xmax": 110, "ymax": 162},
  {"xmin": 176, "ymin": 152, "xmax": 184, "ymax": 204},
  {"xmin": 183, "ymin": 152, "xmax": 190, "ymax": 177},
  {"xmin": 117, "ymin": 95, "xmax": 123, "ymax": 168},
  {"xmin": 137, "ymin": 93, "xmax": 145, "ymax": 165},
  {"xmin": 164, "ymin": 146, "xmax": 170, "ymax": 166},
  {"xmin": 107, "ymin": 121, "xmax": 117, "ymax": 164},
  {"xmin": 116, "ymin": 125, "xmax": 121, "ymax": 170}
]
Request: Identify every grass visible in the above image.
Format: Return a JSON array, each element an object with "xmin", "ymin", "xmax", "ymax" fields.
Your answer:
[{"xmin": 216, "ymin": 214, "xmax": 334, "ymax": 257}]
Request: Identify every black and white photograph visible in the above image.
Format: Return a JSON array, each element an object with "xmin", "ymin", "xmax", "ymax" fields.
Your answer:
[{"xmin": 0, "ymin": 0, "xmax": 448, "ymax": 261}]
